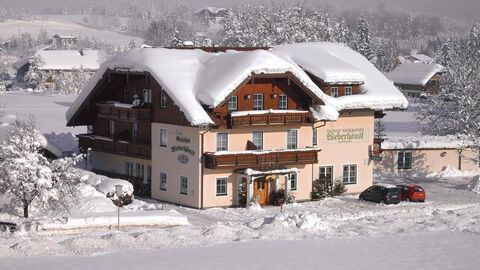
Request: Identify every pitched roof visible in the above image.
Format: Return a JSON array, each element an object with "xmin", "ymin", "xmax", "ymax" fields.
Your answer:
[
  {"xmin": 13, "ymin": 49, "xmax": 106, "ymax": 71},
  {"xmin": 66, "ymin": 42, "xmax": 408, "ymax": 126},
  {"xmin": 386, "ymin": 62, "xmax": 444, "ymax": 86}
]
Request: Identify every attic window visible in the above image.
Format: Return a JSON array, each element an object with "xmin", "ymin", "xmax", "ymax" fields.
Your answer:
[{"xmin": 331, "ymin": 87, "xmax": 339, "ymax": 98}]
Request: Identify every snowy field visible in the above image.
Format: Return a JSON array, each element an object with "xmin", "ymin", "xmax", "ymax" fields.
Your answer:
[
  {"xmin": 0, "ymin": 16, "xmax": 143, "ymax": 47},
  {"xmin": 0, "ymin": 91, "xmax": 84, "ymax": 142},
  {"xmin": 0, "ymin": 170, "xmax": 479, "ymax": 269}
]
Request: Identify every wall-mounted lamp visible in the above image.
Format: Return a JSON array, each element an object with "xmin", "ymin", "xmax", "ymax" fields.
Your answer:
[
  {"xmin": 244, "ymin": 94, "xmax": 251, "ymax": 99},
  {"xmin": 271, "ymin": 93, "xmax": 277, "ymax": 99},
  {"xmin": 440, "ymin": 152, "xmax": 447, "ymax": 157}
]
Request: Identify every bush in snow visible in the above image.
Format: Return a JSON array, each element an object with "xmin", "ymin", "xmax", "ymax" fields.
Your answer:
[
  {"xmin": 311, "ymin": 179, "xmax": 328, "ymax": 200},
  {"xmin": 0, "ymin": 117, "xmax": 83, "ymax": 218},
  {"xmin": 333, "ymin": 178, "xmax": 347, "ymax": 196}
]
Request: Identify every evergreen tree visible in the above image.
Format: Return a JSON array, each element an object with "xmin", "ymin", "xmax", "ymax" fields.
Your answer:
[{"xmin": 354, "ymin": 16, "xmax": 376, "ymax": 61}]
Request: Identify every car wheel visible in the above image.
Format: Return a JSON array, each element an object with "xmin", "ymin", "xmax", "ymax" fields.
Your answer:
[
  {"xmin": 359, "ymin": 196, "xmax": 363, "ymax": 201},
  {"xmin": 405, "ymin": 197, "xmax": 411, "ymax": 202}
]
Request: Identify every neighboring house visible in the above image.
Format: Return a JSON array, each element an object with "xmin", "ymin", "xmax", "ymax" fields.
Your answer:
[
  {"xmin": 52, "ymin": 34, "xmax": 79, "ymax": 50},
  {"xmin": 194, "ymin": 7, "xmax": 229, "ymax": 24},
  {"xmin": 66, "ymin": 42, "xmax": 407, "ymax": 208},
  {"xmin": 12, "ymin": 49, "xmax": 106, "ymax": 87},
  {"xmin": 374, "ymin": 136, "xmax": 478, "ymax": 174},
  {"xmin": 386, "ymin": 62, "xmax": 444, "ymax": 98}
]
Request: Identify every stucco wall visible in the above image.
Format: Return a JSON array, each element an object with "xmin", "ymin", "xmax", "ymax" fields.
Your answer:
[
  {"xmin": 314, "ymin": 110, "xmax": 374, "ymax": 194},
  {"xmin": 151, "ymin": 123, "xmax": 201, "ymax": 208},
  {"xmin": 374, "ymin": 148, "xmax": 479, "ymax": 173}
]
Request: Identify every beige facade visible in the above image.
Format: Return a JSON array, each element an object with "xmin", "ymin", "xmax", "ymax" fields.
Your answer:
[{"xmin": 374, "ymin": 148, "xmax": 479, "ymax": 174}]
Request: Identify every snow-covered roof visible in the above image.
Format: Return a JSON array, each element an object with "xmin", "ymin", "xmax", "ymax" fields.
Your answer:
[
  {"xmin": 194, "ymin": 7, "xmax": 228, "ymax": 15},
  {"xmin": 381, "ymin": 135, "xmax": 470, "ymax": 150},
  {"xmin": 409, "ymin": 53, "xmax": 434, "ymax": 63},
  {"xmin": 386, "ymin": 62, "xmax": 444, "ymax": 86},
  {"xmin": 241, "ymin": 167, "xmax": 299, "ymax": 176},
  {"xmin": 36, "ymin": 50, "xmax": 106, "ymax": 71},
  {"xmin": 66, "ymin": 42, "xmax": 408, "ymax": 126}
]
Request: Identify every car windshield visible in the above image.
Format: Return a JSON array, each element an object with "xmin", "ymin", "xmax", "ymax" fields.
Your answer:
[{"xmin": 413, "ymin": 187, "xmax": 424, "ymax": 192}]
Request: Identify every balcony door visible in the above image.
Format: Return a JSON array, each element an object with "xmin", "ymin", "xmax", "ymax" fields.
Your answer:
[{"xmin": 254, "ymin": 177, "xmax": 268, "ymax": 205}]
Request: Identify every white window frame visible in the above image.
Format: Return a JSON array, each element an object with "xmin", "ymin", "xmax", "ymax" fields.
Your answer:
[
  {"xmin": 159, "ymin": 128, "xmax": 167, "ymax": 147},
  {"xmin": 142, "ymin": 89, "xmax": 152, "ymax": 103},
  {"xmin": 216, "ymin": 132, "xmax": 228, "ymax": 151},
  {"xmin": 180, "ymin": 176, "xmax": 188, "ymax": 195},
  {"xmin": 228, "ymin": 96, "xmax": 238, "ymax": 111},
  {"xmin": 160, "ymin": 91, "xmax": 167, "ymax": 108},
  {"xmin": 313, "ymin": 128, "xmax": 317, "ymax": 146},
  {"xmin": 252, "ymin": 131, "xmax": 263, "ymax": 150},
  {"xmin": 397, "ymin": 151, "xmax": 412, "ymax": 169},
  {"xmin": 289, "ymin": 172, "xmax": 297, "ymax": 191},
  {"xmin": 160, "ymin": 172, "xmax": 167, "ymax": 191},
  {"xmin": 331, "ymin": 87, "xmax": 339, "ymax": 98},
  {"xmin": 278, "ymin": 94, "xmax": 288, "ymax": 110},
  {"xmin": 109, "ymin": 120, "xmax": 115, "ymax": 138},
  {"xmin": 253, "ymin": 93, "xmax": 263, "ymax": 110},
  {"xmin": 216, "ymin": 177, "xmax": 228, "ymax": 196},
  {"xmin": 287, "ymin": 129, "xmax": 298, "ymax": 149},
  {"xmin": 125, "ymin": 161, "xmax": 133, "ymax": 177},
  {"xmin": 342, "ymin": 164, "xmax": 357, "ymax": 185},
  {"xmin": 319, "ymin": 165, "xmax": 334, "ymax": 185},
  {"xmin": 345, "ymin": 86, "xmax": 353, "ymax": 96},
  {"xmin": 135, "ymin": 163, "xmax": 144, "ymax": 179}
]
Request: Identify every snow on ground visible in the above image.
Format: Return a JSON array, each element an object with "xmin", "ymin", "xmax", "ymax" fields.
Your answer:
[
  {"xmin": 0, "ymin": 17, "xmax": 142, "ymax": 47},
  {"xmin": 0, "ymin": 171, "xmax": 478, "ymax": 260},
  {"xmin": 0, "ymin": 91, "xmax": 85, "ymax": 143}
]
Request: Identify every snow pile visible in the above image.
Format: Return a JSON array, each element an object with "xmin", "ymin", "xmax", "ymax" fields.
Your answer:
[
  {"xmin": 467, "ymin": 175, "xmax": 480, "ymax": 193},
  {"xmin": 97, "ymin": 178, "xmax": 134, "ymax": 197},
  {"xmin": 381, "ymin": 135, "xmax": 470, "ymax": 150},
  {"xmin": 67, "ymin": 42, "xmax": 407, "ymax": 126}
]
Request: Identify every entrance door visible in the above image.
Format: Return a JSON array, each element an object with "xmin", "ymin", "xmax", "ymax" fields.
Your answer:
[{"xmin": 254, "ymin": 177, "xmax": 269, "ymax": 205}]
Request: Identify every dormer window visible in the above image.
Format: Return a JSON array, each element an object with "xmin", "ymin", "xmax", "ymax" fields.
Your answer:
[
  {"xmin": 160, "ymin": 91, "xmax": 167, "ymax": 108},
  {"xmin": 345, "ymin": 86, "xmax": 353, "ymax": 96},
  {"xmin": 331, "ymin": 87, "xmax": 339, "ymax": 98},
  {"xmin": 228, "ymin": 96, "xmax": 238, "ymax": 111}
]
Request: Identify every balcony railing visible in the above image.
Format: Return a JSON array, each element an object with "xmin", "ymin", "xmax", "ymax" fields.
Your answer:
[
  {"xmin": 204, "ymin": 148, "xmax": 321, "ymax": 169},
  {"xmin": 229, "ymin": 110, "xmax": 313, "ymax": 127},
  {"xmin": 97, "ymin": 103, "xmax": 151, "ymax": 121},
  {"xmin": 78, "ymin": 134, "xmax": 151, "ymax": 159}
]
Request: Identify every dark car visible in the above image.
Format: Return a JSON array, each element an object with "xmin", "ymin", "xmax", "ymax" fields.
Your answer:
[
  {"xmin": 359, "ymin": 184, "xmax": 401, "ymax": 204},
  {"xmin": 0, "ymin": 222, "xmax": 17, "ymax": 233},
  {"xmin": 396, "ymin": 184, "xmax": 426, "ymax": 202}
]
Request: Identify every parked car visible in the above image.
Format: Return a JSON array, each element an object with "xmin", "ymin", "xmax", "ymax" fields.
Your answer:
[
  {"xmin": 0, "ymin": 221, "xmax": 17, "ymax": 233},
  {"xmin": 359, "ymin": 184, "xmax": 401, "ymax": 204},
  {"xmin": 396, "ymin": 184, "xmax": 426, "ymax": 202}
]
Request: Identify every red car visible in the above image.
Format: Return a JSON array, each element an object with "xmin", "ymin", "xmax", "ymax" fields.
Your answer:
[{"xmin": 396, "ymin": 184, "xmax": 426, "ymax": 202}]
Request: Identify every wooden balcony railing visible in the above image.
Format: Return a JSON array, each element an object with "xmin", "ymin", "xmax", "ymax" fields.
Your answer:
[
  {"xmin": 97, "ymin": 103, "xmax": 152, "ymax": 121},
  {"xmin": 78, "ymin": 134, "xmax": 151, "ymax": 159},
  {"xmin": 204, "ymin": 148, "xmax": 321, "ymax": 169},
  {"xmin": 230, "ymin": 111, "xmax": 313, "ymax": 127}
]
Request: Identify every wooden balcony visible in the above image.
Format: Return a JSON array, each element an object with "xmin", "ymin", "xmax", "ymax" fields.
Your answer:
[
  {"xmin": 229, "ymin": 111, "xmax": 313, "ymax": 127},
  {"xmin": 78, "ymin": 134, "xmax": 151, "ymax": 159},
  {"xmin": 97, "ymin": 103, "xmax": 151, "ymax": 121},
  {"xmin": 204, "ymin": 148, "xmax": 321, "ymax": 169}
]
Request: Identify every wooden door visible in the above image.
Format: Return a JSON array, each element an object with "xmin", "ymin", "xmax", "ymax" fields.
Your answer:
[{"xmin": 254, "ymin": 177, "xmax": 269, "ymax": 205}]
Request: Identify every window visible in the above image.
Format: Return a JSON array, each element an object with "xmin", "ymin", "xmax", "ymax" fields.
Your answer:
[
  {"xmin": 142, "ymin": 89, "xmax": 152, "ymax": 103},
  {"xmin": 132, "ymin": 123, "xmax": 138, "ymax": 142},
  {"xmin": 216, "ymin": 177, "xmax": 227, "ymax": 196},
  {"xmin": 136, "ymin": 163, "xmax": 144, "ymax": 179},
  {"xmin": 228, "ymin": 96, "xmax": 237, "ymax": 111},
  {"xmin": 253, "ymin": 94, "xmax": 263, "ymax": 110},
  {"xmin": 287, "ymin": 130, "xmax": 298, "ymax": 149},
  {"xmin": 252, "ymin": 131, "xmax": 263, "ymax": 150},
  {"xmin": 342, "ymin": 164, "xmax": 357, "ymax": 184},
  {"xmin": 160, "ymin": 91, "xmax": 167, "ymax": 108},
  {"xmin": 216, "ymin": 133, "xmax": 228, "ymax": 151},
  {"xmin": 278, "ymin": 94, "xmax": 288, "ymax": 110},
  {"xmin": 345, "ymin": 86, "xmax": 353, "ymax": 96},
  {"xmin": 289, "ymin": 173, "xmax": 297, "ymax": 191},
  {"xmin": 331, "ymin": 87, "xmax": 339, "ymax": 98},
  {"xmin": 124, "ymin": 89, "xmax": 129, "ymax": 103},
  {"xmin": 160, "ymin": 128, "xmax": 167, "ymax": 147},
  {"xmin": 397, "ymin": 151, "xmax": 412, "ymax": 169},
  {"xmin": 109, "ymin": 120, "xmax": 115, "ymax": 138},
  {"xmin": 146, "ymin": 165, "xmax": 151, "ymax": 183},
  {"xmin": 431, "ymin": 80, "xmax": 437, "ymax": 87},
  {"xmin": 180, "ymin": 176, "xmax": 188, "ymax": 195},
  {"xmin": 313, "ymin": 128, "xmax": 317, "ymax": 146},
  {"xmin": 125, "ymin": 161, "xmax": 133, "ymax": 177},
  {"xmin": 160, "ymin": 172, "xmax": 167, "ymax": 191},
  {"xmin": 319, "ymin": 166, "xmax": 333, "ymax": 184}
]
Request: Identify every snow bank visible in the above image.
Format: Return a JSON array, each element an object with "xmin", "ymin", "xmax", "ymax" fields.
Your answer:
[
  {"xmin": 381, "ymin": 135, "xmax": 470, "ymax": 150},
  {"xmin": 467, "ymin": 175, "xmax": 480, "ymax": 193}
]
